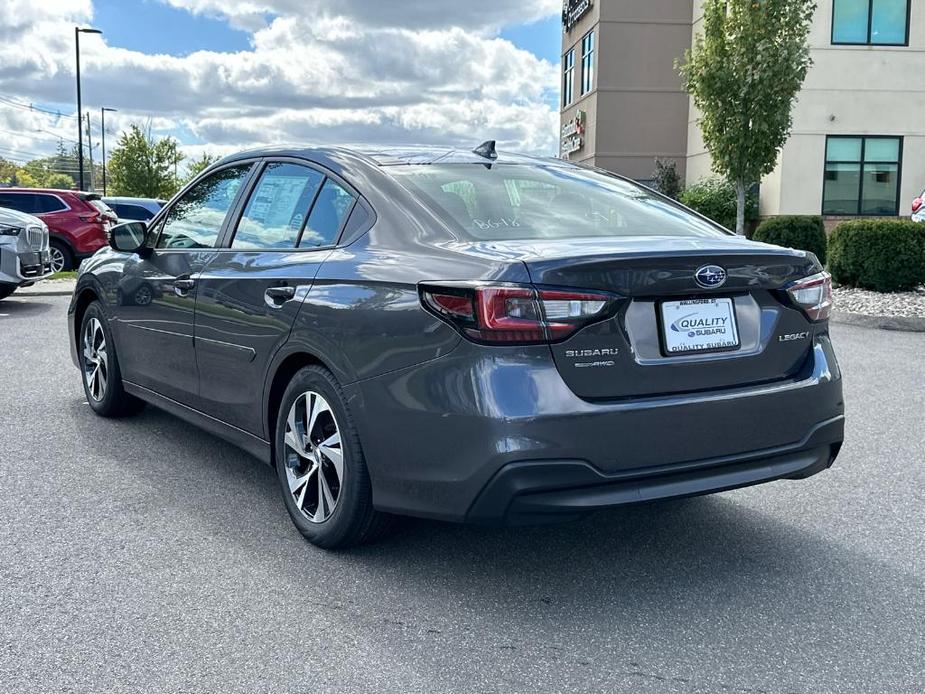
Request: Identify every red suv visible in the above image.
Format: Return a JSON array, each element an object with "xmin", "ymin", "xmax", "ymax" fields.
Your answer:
[{"xmin": 0, "ymin": 188, "xmax": 116, "ymax": 271}]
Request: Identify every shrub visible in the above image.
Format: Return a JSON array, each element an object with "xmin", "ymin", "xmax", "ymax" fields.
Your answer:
[
  {"xmin": 679, "ymin": 178, "xmax": 758, "ymax": 231},
  {"xmin": 652, "ymin": 158, "xmax": 682, "ymax": 200},
  {"xmin": 828, "ymin": 220, "xmax": 925, "ymax": 292},
  {"xmin": 753, "ymin": 215, "xmax": 828, "ymax": 265}
]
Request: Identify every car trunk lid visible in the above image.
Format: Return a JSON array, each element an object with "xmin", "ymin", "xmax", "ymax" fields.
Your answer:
[{"xmin": 452, "ymin": 236, "xmax": 823, "ymax": 399}]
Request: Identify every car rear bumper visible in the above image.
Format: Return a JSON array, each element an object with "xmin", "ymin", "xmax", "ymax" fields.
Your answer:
[
  {"xmin": 466, "ymin": 418, "xmax": 843, "ymax": 525},
  {"xmin": 349, "ymin": 333, "xmax": 844, "ymax": 523}
]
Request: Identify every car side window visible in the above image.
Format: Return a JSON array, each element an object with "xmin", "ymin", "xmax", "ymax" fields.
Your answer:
[
  {"xmin": 156, "ymin": 165, "xmax": 251, "ymax": 250},
  {"xmin": 113, "ymin": 204, "xmax": 153, "ymax": 220},
  {"xmin": 232, "ymin": 163, "xmax": 324, "ymax": 250},
  {"xmin": 298, "ymin": 179, "xmax": 355, "ymax": 248},
  {"xmin": 37, "ymin": 195, "xmax": 67, "ymax": 213},
  {"xmin": 0, "ymin": 193, "xmax": 37, "ymax": 214}
]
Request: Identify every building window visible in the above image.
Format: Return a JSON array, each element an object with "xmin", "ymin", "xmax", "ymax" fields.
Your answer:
[
  {"xmin": 563, "ymin": 49, "xmax": 575, "ymax": 106},
  {"xmin": 823, "ymin": 136, "xmax": 902, "ymax": 215},
  {"xmin": 832, "ymin": 0, "xmax": 910, "ymax": 45},
  {"xmin": 580, "ymin": 31, "xmax": 594, "ymax": 95}
]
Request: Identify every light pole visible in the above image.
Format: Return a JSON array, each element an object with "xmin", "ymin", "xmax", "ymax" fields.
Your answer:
[
  {"xmin": 75, "ymin": 26, "xmax": 102, "ymax": 191},
  {"xmin": 85, "ymin": 113, "xmax": 94, "ymax": 190},
  {"xmin": 101, "ymin": 107, "xmax": 117, "ymax": 196}
]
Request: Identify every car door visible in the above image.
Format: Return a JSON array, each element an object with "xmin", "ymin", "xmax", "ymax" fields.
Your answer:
[
  {"xmin": 114, "ymin": 163, "xmax": 256, "ymax": 406},
  {"xmin": 194, "ymin": 159, "xmax": 358, "ymax": 435}
]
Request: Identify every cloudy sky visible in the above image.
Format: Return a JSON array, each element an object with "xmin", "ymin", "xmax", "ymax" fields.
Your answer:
[{"xmin": 0, "ymin": 0, "xmax": 562, "ymax": 173}]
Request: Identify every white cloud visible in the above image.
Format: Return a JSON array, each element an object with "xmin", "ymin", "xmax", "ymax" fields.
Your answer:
[
  {"xmin": 0, "ymin": 0, "xmax": 561, "ymax": 171},
  {"xmin": 161, "ymin": 0, "xmax": 562, "ymax": 33}
]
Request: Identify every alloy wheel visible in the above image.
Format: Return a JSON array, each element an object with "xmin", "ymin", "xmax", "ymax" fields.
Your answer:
[
  {"xmin": 49, "ymin": 246, "xmax": 65, "ymax": 274},
  {"xmin": 284, "ymin": 391, "xmax": 344, "ymax": 523},
  {"xmin": 82, "ymin": 317, "xmax": 108, "ymax": 401},
  {"xmin": 134, "ymin": 285, "xmax": 153, "ymax": 306}
]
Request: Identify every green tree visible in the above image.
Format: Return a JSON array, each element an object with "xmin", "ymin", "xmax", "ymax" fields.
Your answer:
[
  {"xmin": 0, "ymin": 157, "xmax": 18, "ymax": 184},
  {"xmin": 107, "ymin": 123, "xmax": 185, "ymax": 198},
  {"xmin": 11, "ymin": 168, "xmax": 39, "ymax": 188},
  {"xmin": 184, "ymin": 153, "xmax": 220, "ymax": 184},
  {"xmin": 678, "ymin": 0, "xmax": 815, "ymax": 234}
]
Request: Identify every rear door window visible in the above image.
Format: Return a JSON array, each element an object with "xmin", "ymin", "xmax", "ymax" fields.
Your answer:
[
  {"xmin": 298, "ymin": 179, "xmax": 355, "ymax": 248},
  {"xmin": 157, "ymin": 165, "xmax": 252, "ymax": 250},
  {"xmin": 232, "ymin": 163, "xmax": 325, "ymax": 249},
  {"xmin": 36, "ymin": 195, "xmax": 68, "ymax": 213}
]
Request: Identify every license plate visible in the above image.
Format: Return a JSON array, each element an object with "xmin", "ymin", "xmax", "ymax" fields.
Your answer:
[{"xmin": 660, "ymin": 298, "xmax": 739, "ymax": 355}]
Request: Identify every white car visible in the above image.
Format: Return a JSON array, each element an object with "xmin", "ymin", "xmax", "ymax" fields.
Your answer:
[{"xmin": 0, "ymin": 206, "xmax": 53, "ymax": 300}]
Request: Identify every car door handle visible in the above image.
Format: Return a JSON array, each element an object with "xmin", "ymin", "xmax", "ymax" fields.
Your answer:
[
  {"xmin": 265, "ymin": 285, "xmax": 295, "ymax": 307},
  {"xmin": 173, "ymin": 278, "xmax": 196, "ymax": 293}
]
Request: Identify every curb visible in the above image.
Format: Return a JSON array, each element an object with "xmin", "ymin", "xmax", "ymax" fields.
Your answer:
[
  {"xmin": 14, "ymin": 281, "xmax": 76, "ymax": 298},
  {"xmin": 830, "ymin": 310, "xmax": 925, "ymax": 333},
  {"xmin": 16, "ymin": 289, "xmax": 74, "ymax": 297}
]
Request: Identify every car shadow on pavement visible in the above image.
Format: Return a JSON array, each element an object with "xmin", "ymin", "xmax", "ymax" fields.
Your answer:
[
  {"xmin": 0, "ymin": 297, "xmax": 58, "ymax": 315},
  {"xmin": 64, "ymin": 393, "xmax": 922, "ymax": 690}
]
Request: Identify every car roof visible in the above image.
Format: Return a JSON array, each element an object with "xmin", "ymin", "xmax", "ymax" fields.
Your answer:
[
  {"xmin": 103, "ymin": 196, "xmax": 161, "ymax": 204},
  {"xmin": 1, "ymin": 187, "xmax": 79, "ymax": 195},
  {"xmin": 215, "ymin": 144, "xmax": 563, "ymax": 169}
]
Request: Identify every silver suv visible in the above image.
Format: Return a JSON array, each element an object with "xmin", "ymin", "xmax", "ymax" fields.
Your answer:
[{"xmin": 0, "ymin": 206, "xmax": 52, "ymax": 300}]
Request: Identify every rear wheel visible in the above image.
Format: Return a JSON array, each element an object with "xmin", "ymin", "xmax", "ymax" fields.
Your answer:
[
  {"xmin": 79, "ymin": 302, "xmax": 144, "ymax": 417},
  {"xmin": 275, "ymin": 365, "xmax": 393, "ymax": 549},
  {"xmin": 49, "ymin": 240, "xmax": 74, "ymax": 273}
]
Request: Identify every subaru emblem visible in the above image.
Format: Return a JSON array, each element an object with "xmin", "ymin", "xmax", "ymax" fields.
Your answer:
[{"xmin": 694, "ymin": 265, "xmax": 727, "ymax": 289}]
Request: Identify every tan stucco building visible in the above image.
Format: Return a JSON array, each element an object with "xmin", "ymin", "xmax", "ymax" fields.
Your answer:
[{"xmin": 560, "ymin": 0, "xmax": 923, "ymax": 219}]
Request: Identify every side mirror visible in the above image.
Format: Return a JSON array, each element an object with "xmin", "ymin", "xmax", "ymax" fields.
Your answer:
[{"xmin": 109, "ymin": 221, "xmax": 149, "ymax": 253}]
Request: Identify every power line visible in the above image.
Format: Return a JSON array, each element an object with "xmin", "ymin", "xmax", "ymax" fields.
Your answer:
[
  {"xmin": 0, "ymin": 146, "xmax": 53, "ymax": 160},
  {"xmin": 0, "ymin": 126, "xmax": 75, "ymax": 144},
  {"xmin": 0, "ymin": 94, "xmax": 78, "ymax": 121}
]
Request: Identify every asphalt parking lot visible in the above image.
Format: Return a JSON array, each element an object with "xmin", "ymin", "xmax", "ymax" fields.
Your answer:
[{"xmin": 1, "ymin": 292, "xmax": 923, "ymax": 693}]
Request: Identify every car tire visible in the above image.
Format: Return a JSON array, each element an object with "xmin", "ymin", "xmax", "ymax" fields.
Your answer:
[
  {"xmin": 50, "ymin": 240, "xmax": 74, "ymax": 273},
  {"xmin": 79, "ymin": 301, "xmax": 145, "ymax": 417},
  {"xmin": 0, "ymin": 285, "xmax": 15, "ymax": 300},
  {"xmin": 274, "ymin": 365, "xmax": 394, "ymax": 549}
]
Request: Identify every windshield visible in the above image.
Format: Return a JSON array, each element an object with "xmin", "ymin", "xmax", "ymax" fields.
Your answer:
[{"xmin": 389, "ymin": 163, "xmax": 729, "ymax": 241}]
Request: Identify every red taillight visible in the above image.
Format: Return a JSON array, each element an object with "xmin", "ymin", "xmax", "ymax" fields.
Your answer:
[
  {"xmin": 913, "ymin": 197, "xmax": 923, "ymax": 213},
  {"xmin": 421, "ymin": 284, "xmax": 615, "ymax": 344},
  {"xmin": 428, "ymin": 292, "xmax": 474, "ymax": 319},
  {"xmin": 79, "ymin": 213, "xmax": 102, "ymax": 224},
  {"xmin": 787, "ymin": 271, "xmax": 833, "ymax": 322}
]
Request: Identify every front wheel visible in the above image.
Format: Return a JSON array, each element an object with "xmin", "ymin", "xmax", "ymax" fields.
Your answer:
[
  {"xmin": 275, "ymin": 365, "xmax": 394, "ymax": 549},
  {"xmin": 79, "ymin": 301, "xmax": 144, "ymax": 417},
  {"xmin": 0, "ymin": 284, "xmax": 15, "ymax": 300}
]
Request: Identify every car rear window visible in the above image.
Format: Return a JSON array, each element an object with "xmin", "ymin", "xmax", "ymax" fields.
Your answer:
[
  {"xmin": 88, "ymin": 199, "xmax": 115, "ymax": 217},
  {"xmin": 389, "ymin": 164, "xmax": 729, "ymax": 240}
]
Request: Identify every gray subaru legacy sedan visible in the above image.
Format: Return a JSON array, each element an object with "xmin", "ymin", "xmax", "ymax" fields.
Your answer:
[{"xmin": 67, "ymin": 143, "xmax": 844, "ymax": 548}]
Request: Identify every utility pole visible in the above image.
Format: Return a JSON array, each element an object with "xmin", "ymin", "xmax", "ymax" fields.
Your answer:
[
  {"xmin": 101, "ymin": 107, "xmax": 117, "ymax": 196},
  {"xmin": 74, "ymin": 27, "xmax": 101, "ymax": 191},
  {"xmin": 85, "ymin": 113, "xmax": 94, "ymax": 191}
]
